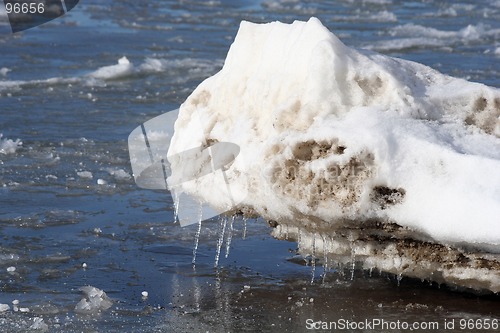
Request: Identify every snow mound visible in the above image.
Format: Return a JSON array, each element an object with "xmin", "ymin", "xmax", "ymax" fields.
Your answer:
[
  {"xmin": 170, "ymin": 17, "xmax": 500, "ymax": 244},
  {"xmin": 74, "ymin": 286, "xmax": 112, "ymax": 315},
  {"xmin": 167, "ymin": 18, "xmax": 500, "ymax": 291}
]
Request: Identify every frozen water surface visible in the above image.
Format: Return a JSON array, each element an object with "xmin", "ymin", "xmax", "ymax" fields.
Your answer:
[{"xmin": 1, "ymin": 0, "xmax": 499, "ymax": 332}]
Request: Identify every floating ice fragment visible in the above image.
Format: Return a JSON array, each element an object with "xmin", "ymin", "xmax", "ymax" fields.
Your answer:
[
  {"xmin": 0, "ymin": 67, "xmax": 10, "ymax": 76},
  {"xmin": 29, "ymin": 317, "xmax": 48, "ymax": 332},
  {"xmin": 77, "ymin": 171, "xmax": 93, "ymax": 179},
  {"xmin": 74, "ymin": 286, "xmax": 112, "ymax": 315},
  {"xmin": 106, "ymin": 168, "xmax": 131, "ymax": 180},
  {"xmin": 141, "ymin": 291, "xmax": 149, "ymax": 298},
  {"xmin": 87, "ymin": 56, "xmax": 134, "ymax": 80},
  {"xmin": 0, "ymin": 134, "xmax": 22, "ymax": 155},
  {"xmin": 97, "ymin": 179, "xmax": 107, "ymax": 185},
  {"xmin": 0, "ymin": 304, "xmax": 10, "ymax": 312},
  {"xmin": 6, "ymin": 266, "xmax": 15, "ymax": 272}
]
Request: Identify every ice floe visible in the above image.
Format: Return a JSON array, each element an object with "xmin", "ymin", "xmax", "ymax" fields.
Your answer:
[{"xmin": 74, "ymin": 286, "xmax": 112, "ymax": 315}]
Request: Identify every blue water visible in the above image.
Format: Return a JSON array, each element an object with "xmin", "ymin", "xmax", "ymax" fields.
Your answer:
[{"xmin": 1, "ymin": 1, "xmax": 499, "ymax": 332}]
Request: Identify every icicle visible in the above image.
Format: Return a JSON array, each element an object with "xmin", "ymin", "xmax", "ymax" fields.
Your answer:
[
  {"xmin": 192, "ymin": 203, "xmax": 203, "ymax": 265},
  {"xmin": 350, "ymin": 245, "xmax": 356, "ymax": 281},
  {"xmin": 310, "ymin": 233, "xmax": 316, "ymax": 285},
  {"xmin": 369, "ymin": 267, "xmax": 373, "ymax": 277},
  {"xmin": 173, "ymin": 192, "xmax": 180, "ymax": 223},
  {"xmin": 297, "ymin": 229, "xmax": 302, "ymax": 250},
  {"xmin": 397, "ymin": 273, "xmax": 403, "ymax": 287},
  {"xmin": 225, "ymin": 215, "xmax": 235, "ymax": 258},
  {"xmin": 284, "ymin": 224, "xmax": 289, "ymax": 240},
  {"xmin": 321, "ymin": 235, "xmax": 328, "ymax": 283},
  {"xmin": 214, "ymin": 216, "xmax": 227, "ymax": 267},
  {"xmin": 242, "ymin": 216, "xmax": 247, "ymax": 239}
]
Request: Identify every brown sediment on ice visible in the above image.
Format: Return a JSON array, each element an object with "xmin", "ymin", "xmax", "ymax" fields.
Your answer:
[{"xmin": 271, "ymin": 220, "xmax": 500, "ymax": 293}]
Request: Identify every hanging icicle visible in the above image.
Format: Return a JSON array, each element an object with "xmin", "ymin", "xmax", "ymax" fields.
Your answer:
[
  {"xmin": 225, "ymin": 215, "xmax": 235, "ymax": 258},
  {"xmin": 214, "ymin": 216, "xmax": 227, "ymax": 267}
]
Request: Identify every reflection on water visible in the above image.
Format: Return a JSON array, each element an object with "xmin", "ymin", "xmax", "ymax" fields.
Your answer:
[
  {"xmin": 1, "ymin": 0, "xmax": 499, "ymax": 331},
  {"xmin": 1, "ymin": 214, "xmax": 499, "ymax": 332}
]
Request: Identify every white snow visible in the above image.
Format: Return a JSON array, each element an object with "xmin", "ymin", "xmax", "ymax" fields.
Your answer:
[
  {"xmin": 74, "ymin": 286, "xmax": 112, "ymax": 315},
  {"xmin": 168, "ymin": 18, "xmax": 500, "ymax": 248}
]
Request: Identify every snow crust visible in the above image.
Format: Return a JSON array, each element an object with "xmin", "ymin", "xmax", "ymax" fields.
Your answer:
[{"xmin": 169, "ymin": 18, "xmax": 500, "ymax": 248}]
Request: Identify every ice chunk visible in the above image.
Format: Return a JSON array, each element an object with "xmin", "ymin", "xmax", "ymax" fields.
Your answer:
[
  {"xmin": 106, "ymin": 168, "xmax": 131, "ymax": 180},
  {"xmin": 74, "ymin": 286, "xmax": 112, "ymax": 315},
  {"xmin": 0, "ymin": 134, "xmax": 22, "ymax": 154},
  {"xmin": 29, "ymin": 317, "xmax": 48, "ymax": 332},
  {"xmin": 274, "ymin": 223, "xmax": 500, "ymax": 292},
  {"xmin": 0, "ymin": 304, "xmax": 10, "ymax": 312},
  {"xmin": 77, "ymin": 171, "xmax": 93, "ymax": 179},
  {"xmin": 169, "ymin": 17, "xmax": 500, "ymax": 247},
  {"xmin": 87, "ymin": 56, "xmax": 134, "ymax": 80},
  {"xmin": 0, "ymin": 67, "xmax": 10, "ymax": 77}
]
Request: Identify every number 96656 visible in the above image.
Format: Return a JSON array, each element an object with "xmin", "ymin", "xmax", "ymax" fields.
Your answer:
[
  {"xmin": 459, "ymin": 318, "xmax": 499, "ymax": 330},
  {"xmin": 5, "ymin": 2, "xmax": 45, "ymax": 14}
]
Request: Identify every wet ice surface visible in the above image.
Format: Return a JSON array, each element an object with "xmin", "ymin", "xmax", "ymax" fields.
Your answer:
[{"xmin": 1, "ymin": 0, "xmax": 500, "ymax": 332}]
